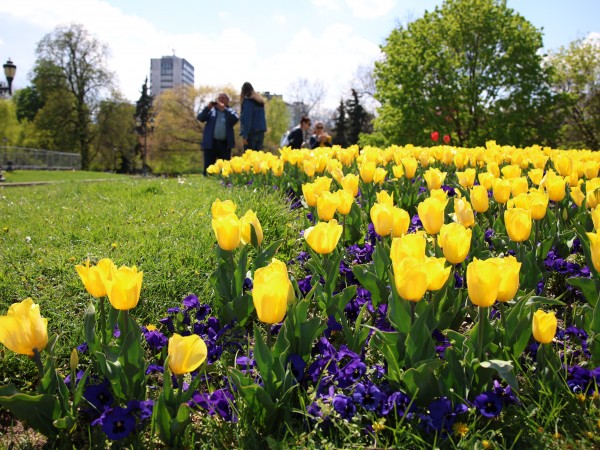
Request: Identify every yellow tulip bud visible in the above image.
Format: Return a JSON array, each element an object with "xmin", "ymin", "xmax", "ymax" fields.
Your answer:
[
  {"xmin": 105, "ymin": 265, "xmax": 143, "ymax": 311},
  {"xmin": 554, "ymin": 156, "xmax": 572, "ymax": 177},
  {"xmin": 211, "ymin": 198, "xmax": 237, "ymax": 219},
  {"xmin": 253, "ymin": 259, "xmax": 294, "ymax": 324},
  {"xmin": 393, "ymin": 257, "xmax": 429, "ymax": 302},
  {"xmin": 487, "ymin": 161, "xmax": 500, "ymax": 178},
  {"xmin": 391, "ymin": 207, "xmax": 410, "ymax": 238},
  {"xmin": 392, "ymin": 164, "xmax": 405, "ymax": 179},
  {"xmin": 467, "ymin": 258, "xmax": 500, "ymax": 307},
  {"xmin": 168, "ymin": 333, "xmax": 208, "ymax": 375},
  {"xmin": 453, "ymin": 197, "xmax": 475, "ymax": 228},
  {"xmin": 529, "ymin": 191, "xmax": 549, "ymax": 220},
  {"xmin": 456, "ymin": 169, "xmax": 476, "ymax": 189},
  {"xmin": 373, "ymin": 167, "xmax": 387, "ymax": 185},
  {"xmin": 492, "ymin": 179, "xmax": 511, "ymax": 204},
  {"xmin": 418, "ymin": 197, "xmax": 447, "ymax": 235},
  {"xmin": 359, "ymin": 162, "xmax": 376, "ymax": 183},
  {"xmin": 0, "ymin": 298, "xmax": 48, "ymax": 356},
  {"xmin": 390, "ymin": 232, "xmax": 427, "ymax": 265},
  {"xmin": 212, "ymin": 214, "xmax": 241, "ymax": 251},
  {"xmin": 335, "ymin": 189, "xmax": 354, "ymax": 215},
  {"xmin": 528, "ymin": 168, "xmax": 544, "ymax": 186},
  {"xmin": 489, "ymin": 256, "xmax": 521, "ymax": 302},
  {"xmin": 376, "ymin": 190, "xmax": 394, "ymax": 207},
  {"xmin": 470, "ymin": 185, "xmax": 489, "ymax": 213},
  {"xmin": 75, "ymin": 258, "xmax": 115, "ymax": 298},
  {"xmin": 401, "ymin": 157, "xmax": 418, "ymax": 179},
  {"xmin": 545, "ymin": 176, "xmax": 567, "ymax": 202},
  {"xmin": 478, "ymin": 172, "xmax": 495, "ymax": 190},
  {"xmin": 303, "ymin": 160, "xmax": 316, "ymax": 177},
  {"xmin": 439, "ymin": 223, "xmax": 472, "ymax": 264},
  {"xmin": 510, "ymin": 177, "xmax": 529, "ymax": 197},
  {"xmin": 584, "ymin": 161, "xmax": 599, "ymax": 179},
  {"xmin": 317, "ymin": 191, "xmax": 340, "ymax": 222},
  {"xmin": 240, "ymin": 209, "xmax": 264, "ymax": 247},
  {"xmin": 592, "ymin": 206, "xmax": 600, "ymax": 231},
  {"xmin": 587, "ymin": 232, "xmax": 600, "ymax": 273},
  {"xmin": 341, "ymin": 174, "xmax": 359, "ymax": 197},
  {"xmin": 302, "ymin": 182, "xmax": 318, "ymax": 207},
  {"xmin": 370, "ymin": 203, "xmax": 394, "ymax": 237},
  {"xmin": 532, "ymin": 310, "xmax": 557, "ymax": 344},
  {"xmin": 504, "ymin": 208, "xmax": 532, "ymax": 243},
  {"xmin": 501, "ymin": 164, "xmax": 521, "ymax": 179},
  {"xmin": 304, "ymin": 220, "xmax": 343, "ymax": 255},
  {"xmin": 424, "ymin": 257, "xmax": 451, "ymax": 291}
]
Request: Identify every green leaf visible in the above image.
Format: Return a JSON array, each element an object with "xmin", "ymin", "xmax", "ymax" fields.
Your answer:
[
  {"xmin": 566, "ymin": 277, "xmax": 599, "ymax": 307},
  {"xmin": 479, "ymin": 359, "xmax": 518, "ymax": 390},
  {"xmin": 253, "ymin": 325, "xmax": 276, "ymax": 393},
  {"xmin": 352, "ymin": 263, "xmax": 388, "ymax": 307},
  {"xmin": 253, "ymin": 239, "xmax": 284, "ymax": 271},
  {"xmin": 219, "ymin": 294, "xmax": 254, "ymax": 326},
  {"xmin": 401, "ymin": 359, "xmax": 443, "ymax": 405}
]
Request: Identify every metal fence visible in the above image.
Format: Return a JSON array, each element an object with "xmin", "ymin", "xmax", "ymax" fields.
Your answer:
[{"xmin": 0, "ymin": 147, "xmax": 81, "ymax": 170}]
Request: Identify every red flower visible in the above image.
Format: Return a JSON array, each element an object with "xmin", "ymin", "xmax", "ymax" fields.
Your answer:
[
  {"xmin": 443, "ymin": 134, "xmax": 451, "ymax": 144},
  {"xmin": 430, "ymin": 131, "xmax": 439, "ymax": 142}
]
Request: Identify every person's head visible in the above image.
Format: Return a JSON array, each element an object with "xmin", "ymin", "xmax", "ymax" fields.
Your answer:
[
  {"xmin": 241, "ymin": 82, "xmax": 255, "ymax": 98},
  {"xmin": 300, "ymin": 115, "xmax": 311, "ymax": 131},
  {"xmin": 314, "ymin": 121, "xmax": 325, "ymax": 134},
  {"xmin": 217, "ymin": 93, "xmax": 229, "ymax": 106}
]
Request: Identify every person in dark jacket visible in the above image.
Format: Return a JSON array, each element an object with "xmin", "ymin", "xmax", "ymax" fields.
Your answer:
[
  {"xmin": 239, "ymin": 82, "xmax": 267, "ymax": 151},
  {"xmin": 197, "ymin": 93, "xmax": 239, "ymax": 175},
  {"xmin": 286, "ymin": 115, "xmax": 312, "ymax": 149}
]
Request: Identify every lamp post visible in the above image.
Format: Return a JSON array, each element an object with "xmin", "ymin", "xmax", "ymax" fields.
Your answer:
[{"xmin": 0, "ymin": 59, "xmax": 16, "ymax": 97}]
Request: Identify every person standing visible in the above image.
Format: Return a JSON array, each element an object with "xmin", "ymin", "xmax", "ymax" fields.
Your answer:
[
  {"xmin": 197, "ymin": 93, "xmax": 239, "ymax": 176},
  {"xmin": 239, "ymin": 82, "xmax": 267, "ymax": 151},
  {"xmin": 286, "ymin": 115, "xmax": 312, "ymax": 149}
]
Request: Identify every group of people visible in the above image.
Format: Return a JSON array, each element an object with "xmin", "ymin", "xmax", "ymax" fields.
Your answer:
[{"xmin": 196, "ymin": 81, "xmax": 332, "ymax": 175}]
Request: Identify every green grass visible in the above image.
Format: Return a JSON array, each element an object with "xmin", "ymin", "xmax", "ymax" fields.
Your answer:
[
  {"xmin": 0, "ymin": 176, "xmax": 302, "ymax": 385},
  {"xmin": 1, "ymin": 169, "xmax": 127, "ymax": 183}
]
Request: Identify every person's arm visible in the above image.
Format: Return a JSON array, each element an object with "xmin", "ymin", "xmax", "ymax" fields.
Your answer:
[
  {"xmin": 239, "ymin": 99, "xmax": 250, "ymax": 138},
  {"xmin": 197, "ymin": 105, "xmax": 212, "ymax": 123},
  {"xmin": 309, "ymin": 135, "xmax": 318, "ymax": 149},
  {"xmin": 225, "ymin": 107, "xmax": 239, "ymax": 126}
]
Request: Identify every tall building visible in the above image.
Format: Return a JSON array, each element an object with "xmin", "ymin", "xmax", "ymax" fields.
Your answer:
[{"xmin": 149, "ymin": 55, "xmax": 194, "ymax": 97}]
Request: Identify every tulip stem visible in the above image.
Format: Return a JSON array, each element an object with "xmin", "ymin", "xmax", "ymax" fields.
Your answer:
[
  {"xmin": 410, "ymin": 301, "xmax": 416, "ymax": 326},
  {"xmin": 266, "ymin": 325, "xmax": 273, "ymax": 348},
  {"xmin": 534, "ymin": 220, "xmax": 540, "ymax": 260},
  {"xmin": 499, "ymin": 302, "xmax": 507, "ymax": 346},
  {"xmin": 100, "ymin": 297, "xmax": 107, "ymax": 345},
  {"xmin": 176, "ymin": 375, "xmax": 184, "ymax": 405},
  {"xmin": 478, "ymin": 306, "xmax": 487, "ymax": 361},
  {"xmin": 32, "ymin": 349, "xmax": 44, "ymax": 379}
]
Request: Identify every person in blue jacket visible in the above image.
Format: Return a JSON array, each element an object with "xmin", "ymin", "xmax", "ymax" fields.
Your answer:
[
  {"xmin": 197, "ymin": 92, "xmax": 239, "ymax": 175},
  {"xmin": 239, "ymin": 82, "xmax": 267, "ymax": 151}
]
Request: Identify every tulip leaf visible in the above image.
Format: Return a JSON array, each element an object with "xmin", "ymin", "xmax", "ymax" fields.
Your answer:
[
  {"xmin": 83, "ymin": 302, "xmax": 97, "ymax": 351},
  {"xmin": 0, "ymin": 385, "xmax": 62, "ymax": 438},
  {"xmin": 253, "ymin": 325, "xmax": 276, "ymax": 393},
  {"xmin": 524, "ymin": 295, "xmax": 566, "ymax": 307},
  {"xmin": 234, "ymin": 244, "xmax": 248, "ymax": 298},
  {"xmin": 566, "ymin": 277, "xmax": 599, "ymax": 307},
  {"xmin": 401, "ymin": 359, "xmax": 443, "ymax": 405},
  {"xmin": 480, "ymin": 360, "xmax": 518, "ymax": 390},
  {"xmin": 228, "ymin": 368, "xmax": 277, "ymax": 428},
  {"xmin": 369, "ymin": 330, "xmax": 404, "ymax": 384},
  {"xmin": 439, "ymin": 346, "xmax": 468, "ymax": 399},
  {"xmin": 252, "ymin": 239, "xmax": 284, "ymax": 272},
  {"xmin": 387, "ymin": 269, "xmax": 411, "ymax": 335},
  {"xmin": 324, "ymin": 250, "xmax": 344, "ymax": 297},
  {"xmin": 220, "ymin": 294, "xmax": 254, "ymax": 326},
  {"xmin": 405, "ymin": 305, "xmax": 435, "ymax": 367},
  {"xmin": 352, "ymin": 263, "xmax": 388, "ymax": 307},
  {"xmin": 152, "ymin": 392, "xmax": 173, "ymax": 444}
]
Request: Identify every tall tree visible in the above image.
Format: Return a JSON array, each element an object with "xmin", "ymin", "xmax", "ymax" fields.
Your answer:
[
  {"xmin": 13, "ymin": 86, "xmax": 43, "ymax": 123},
  {"xmin": 265, "ymin": 96, "xmax": 290, "ymax": 153},
  {"xmin": 374, "ymin": 0, "xmax": 558, "ymax": 147},
  {"xmin": 546, "ymin": 37, "xmax": 600, "ymax": 150},
  {"xmin": 286, "ymin": 78, "xmax": 326, "ymax": 119},
  {"xmin": 346, "ymin": 89, "xmax": 372, "ymax": 145},
  {"xmin": 34, "ymin": 23, "xmax": 113, "ymax": 169},
  {"xmin": 333, "ymin": 99, "xmax": 349, "ymax": 147}
]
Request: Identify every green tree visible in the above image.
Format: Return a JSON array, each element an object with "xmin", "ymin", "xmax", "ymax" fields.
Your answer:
[
  {"xmin": 265, "ymin": 96, "xmax": 290, "ymax": 153},
  {"xmin": 333, "ymin": 99, "xmax": 349, "ymax": 146},
  {"xmin": 546, "ymin": 37, "xmax": 600, "ymax": 150},
  {"xmin": 34, "ymin": 23, "xmax": 113, "ymax": 169},
  {"xmin": 13, "ymin": 86, "xmax": 44, "ymax": 123},
  {"xmin": 374, "ymin": 0, "xmax": 558, "ymax": 147},
  {"xmin": 346, "ymin": 89, "xmax": 372, "ymax": 145}
]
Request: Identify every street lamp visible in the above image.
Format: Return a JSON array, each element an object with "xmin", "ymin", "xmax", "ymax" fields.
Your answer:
[{"xmin": 0, "ymin": 59, "xmax": 16, "ymax": 97}]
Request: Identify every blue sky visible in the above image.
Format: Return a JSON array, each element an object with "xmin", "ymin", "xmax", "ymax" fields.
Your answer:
[{"xmin": 0, "ymin": 0, "xmax": 598, "ymax": 110}]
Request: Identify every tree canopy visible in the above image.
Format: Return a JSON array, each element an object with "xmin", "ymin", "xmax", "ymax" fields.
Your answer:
[{"xmin": 374, "ymin": 0, "xmax": 559, "ymax": 147}]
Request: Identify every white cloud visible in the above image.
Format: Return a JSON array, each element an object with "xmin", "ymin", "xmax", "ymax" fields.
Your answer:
[
  {"xmin": 273, "ymin": 12, "xmax": 287, "ymax": 25},
  {"xmin": 311, "ymin": 0, "xmax": 341, "ymax": 11},
  {"xmin": 345, "ymin": 0, "xmax": 396, "ymax": 19}
]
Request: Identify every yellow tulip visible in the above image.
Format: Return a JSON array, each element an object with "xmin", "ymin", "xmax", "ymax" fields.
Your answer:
[
  {"xmin": 587, "ymin": 232, "xmax": 600, "ymax": 273},
  {"xmin": 302, "ymin": 182, "xmax": 318, "ymax": 207},
  {"xmin": 528, "ymin": 168, "xmax": 544, "ymax": 186},
  {"xmin": 453, "ymin": 197, "xmax": 475, "ymax": 228},
  {"xmin": 212, "ymin": 214, "xmax": 241, "ymax": 251},
  {"xmin": 211, "ymin": 199, "xmax": 237, "ymax": 219},
  {"xmin": 359, "ymin": 162, "xmax": 376, "ymax": 183},
  {"xmin": 401, "ymin": 157, "xmax": 418, "ymax": 179},
  {"xmin": 554, "ymin": 156, "xmax": 572, "ymax": 176},
  {"xmin": 544, "ymin": 176, "xmax": 566, "ymax": 202},
  {"xmin": 373, "ymin": 167, "xmax": 387, "ymax": 185},
  {"xmin": 303, "ymin": 160, "xmax": 316, "ymax": 177},
  {"xmin": 317, "ymin": 191, "xmax": 340, "ymax": 221},
  {"xmin": 424, "ymin": 168, "xmax": 446, "ymax": 190},
  {"xmin": 418, "ymin": 197, "xmax": 447, "ymax": 235},
  {"xmin": 240, "ymin": 209, "xmax": 264, "ymax": 246},
  {"xmin": 429, "ymin": 189, "xmax": 448, "ymax": 202},
  {"xmin": 586, "ymin": 185, "xmax": 600, "ymax": 209},
  {"xmin": 370, "ymin": 203, "xmax": 394, "ymax": 237},
  {"xmin": 393, "ymin": 257, "xmax": 429, "ymax": 302},
  {"xmin": 501, "ymin": 164, "xmax": 521, "ymax": 179},
  {"xmin": 424, "ymin": 257, "xmax": 451, "ymax": 291},
  {"xmin": 105, "ymin": 265, "xmax": 143, "ymax": 310},
  {"xmin": 390, "ymin": 232, "xmax": 427, "ymax": 265},
  {"xmin": 532, "ymin": 310, "xmax": 557, "ymax": 344},
  {"xmin": 478, "ymin": 172, "xmax": 495, "ymax": 190},
  {"xmin": 335, "ymin": 189, "xmax": 354, "ymax": 215},
  {"xmin": 529, "ymin": 190, "xmax": 549, "ymax": 220},
  {"xmin": 168, "ymin": 333, "xmax": 208, "ymax": 375},
  {"xmin": 570, "ymin": 184, "xmax": 585, "ymax": 207},
  {"xmin": 487, "ymin": 161, "xmax": 500, "ymax": 178},
  {"xmin": 376, "ymin": 190, "xmax": 394, "ymax": 207},
  {"xmin": 492, "ymin": 179, "xmax": 511, "ymax": 204},
  {"xmin": 341, "ymin": 174, "xmax": 359, "ymax": 197},
  {"xmin": 467, "ymin": 258, "xmax": 501, "ymax": 307},
  {"xmin": 504, "ymin": 208, "xmax": 532, "ymax": 243},
  {"xmin": 75, "ymin": 258, "xmax": 115, "ymax": 298},
  {"xmin": 456, "ymin": 169, "xmax": 476, "ymax": 189},
  {"xmin": 392, "ymin": 164, "xmax": 404, "ymax": 179},
  {"xmin": 0, "ymin": 298, "xmax": 48, "ymax": 356},
  {"xmin": 584, "ymin": 161, "xmax": 599, "ymax": 179},
  {"xmin": 313, "ymin": 176, "xmax": 332, "ymax": 195},
  {"xmin": 253, "ymin": 259, "xmax": 294, "ymax": 324},
  {"xmin": 439, "ymin": 223, "xmax": 472, "ymax": 264},
  {"xmin": 305, "ymin": 220, "xmax": 343, "ymax": 254},
  {"xmin": 510, "ymin": 177, "xmax": 529, "ymax": 197},
  {"xmin": 470, "ymin": 185, "xmax": 489, "ymax": 213},
  {"xmin": 592, "ymin": 206, "xmax": 600, "ymax": 231},
  {"xmin": 391, "ymin": 207, "xmax": 410, "ymax": 238},
  {"xmin": 489, "ymin": 256, "xmax": 521, "ymax": 302},
  {"xmin": 419, "ymin": 149, "xmax": 431, "ymax": 167}
]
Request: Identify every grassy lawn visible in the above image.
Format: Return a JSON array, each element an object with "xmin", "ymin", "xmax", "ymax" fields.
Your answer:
[
  {"xmin": 0, "ymin": 176, "xmax": 302, "ymax": 386},
  {"xmin": 1, "ymin": 170, "xmax": 128, "ymax": 183}
]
